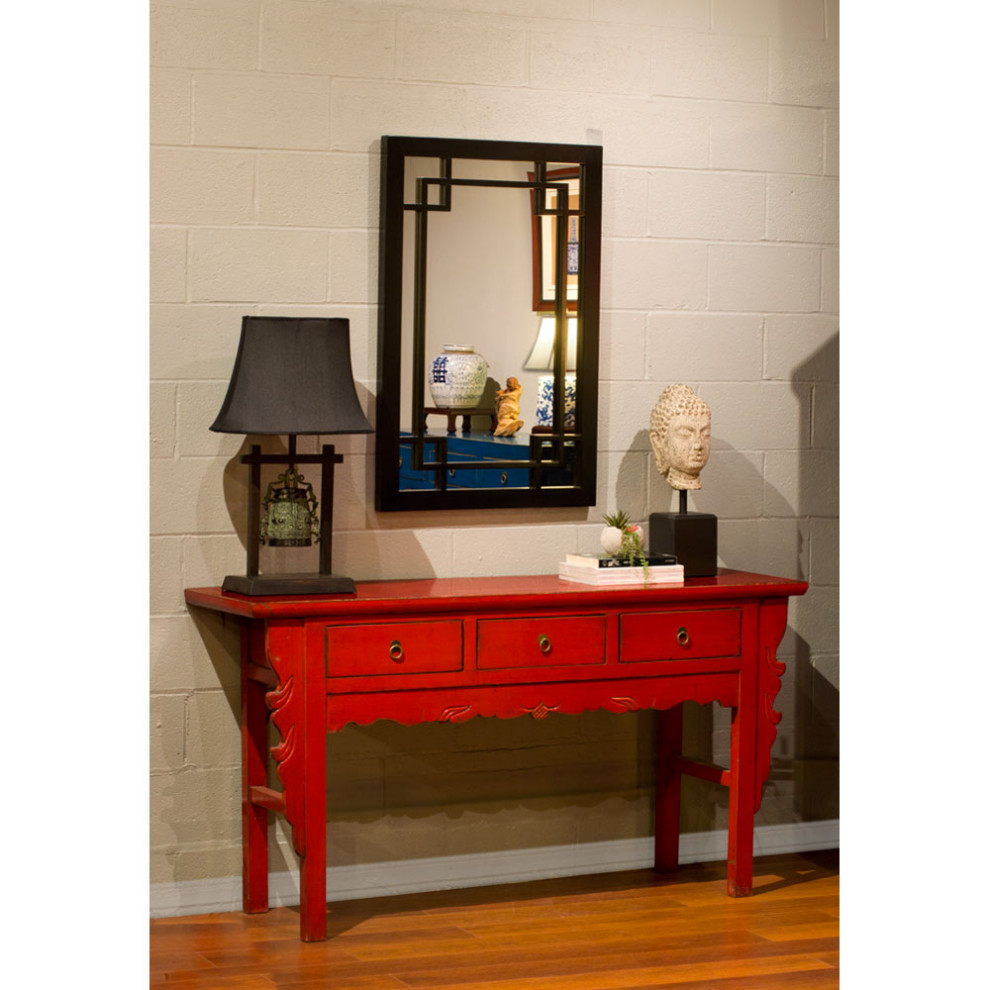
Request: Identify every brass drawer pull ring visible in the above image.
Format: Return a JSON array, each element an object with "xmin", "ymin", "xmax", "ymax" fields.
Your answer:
[
  {"xmin": 537, "ymin": 634, "xmax": 552, "ymax": 655},
  {"xmin": 389, "ymin": 640, "xmax": 404, "ymax": 662},
  {"xmin": 676, "ymin": 627, "xmax": 690, "ymax": 646}
]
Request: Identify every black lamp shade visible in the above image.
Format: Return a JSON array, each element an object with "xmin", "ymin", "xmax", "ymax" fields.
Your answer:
[{"xmin": 210, "ymin": 317, "xmax": 373, "ymax": 436}]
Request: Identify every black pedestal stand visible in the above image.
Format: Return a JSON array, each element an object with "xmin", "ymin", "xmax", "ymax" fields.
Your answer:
[
  {"xmin": 649, "ymin": 490, "xmax": 718, "ymax": 578},
  {"xmin": 222, "ymin": 437, "xmax": 357, "ymax": 596}
]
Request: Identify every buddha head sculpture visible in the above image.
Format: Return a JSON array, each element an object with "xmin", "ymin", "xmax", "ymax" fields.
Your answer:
[{"xmin": 649, "ymin": 384, "xmax": 712, "ymax": 491}]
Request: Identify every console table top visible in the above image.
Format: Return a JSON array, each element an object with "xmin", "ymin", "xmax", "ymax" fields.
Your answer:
[{"xmin": 185, "ymin": 568, "xmax": 807, "ymax": 619}]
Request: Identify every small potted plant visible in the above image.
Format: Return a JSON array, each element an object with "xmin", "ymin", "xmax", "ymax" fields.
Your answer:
[{"xmin": 600, "ymin": 510, "xmax": 649, "ymax": 581}]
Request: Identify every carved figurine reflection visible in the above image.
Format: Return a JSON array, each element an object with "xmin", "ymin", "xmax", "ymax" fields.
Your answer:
[
  {"xmin": 649, "ymin": 384, "xmax": 711, "ymax": 490},
  {"xmin": 493, "ymin": 377, "xmax": 524, "ymax": 436}
]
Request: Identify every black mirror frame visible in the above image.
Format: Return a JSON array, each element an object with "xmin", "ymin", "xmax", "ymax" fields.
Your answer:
[{"xmin": 374, "ymin": 135, "xmax": 602, "ymax": 512}]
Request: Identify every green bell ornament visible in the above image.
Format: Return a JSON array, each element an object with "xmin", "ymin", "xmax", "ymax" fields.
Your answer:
[{"xmin": 261, "ymin": 465, "xmax": 319, "ymax": 547}]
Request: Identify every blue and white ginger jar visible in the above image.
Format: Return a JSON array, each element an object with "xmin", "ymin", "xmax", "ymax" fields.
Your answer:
[
  {"xmin": 429, "ymin": 345, "xmax": 488, "ymax": 409},
  {"xmin": 534, "ymin": 373, "xmax": 577, "ymax": 431}
]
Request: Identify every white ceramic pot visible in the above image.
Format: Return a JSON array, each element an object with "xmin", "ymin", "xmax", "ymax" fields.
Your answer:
[
  {"xmin": 429, "ymin": 345, "xmax": 488, "ymax": 409},
  {"xmin": 600, "ymin": 526, "xmax": 623, "ymax": 555}
]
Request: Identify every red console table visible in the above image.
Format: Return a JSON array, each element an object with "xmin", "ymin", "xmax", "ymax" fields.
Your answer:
[{"xmin": 185, "ymin": 569, "xmax": 807, "ymax": 942}]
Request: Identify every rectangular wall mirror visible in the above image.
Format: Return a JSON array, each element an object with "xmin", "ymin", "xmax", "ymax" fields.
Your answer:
[{"xmin": 375, "ymin": 136, "xmax": 602, "ymax": 511}]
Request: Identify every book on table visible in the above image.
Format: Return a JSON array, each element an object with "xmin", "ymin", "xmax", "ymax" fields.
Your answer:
[
  {"xmin": 564, "ymin": 552, "xmax": 678, "ymax": 569},
  {"xmin": 558, "ymin": 560, "xmax": 685, "ymax": 586}
]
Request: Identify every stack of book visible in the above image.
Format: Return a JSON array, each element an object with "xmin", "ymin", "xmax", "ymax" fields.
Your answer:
[{"xmin": 558, "ymin": 552, "xmax": 684, "ymax": 586}]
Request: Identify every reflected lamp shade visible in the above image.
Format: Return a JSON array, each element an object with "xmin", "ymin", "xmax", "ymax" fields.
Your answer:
[
  {"xmin": 211, "ymin": 316, "xmax": 373, "ymax": 437},
  {"xmin": 523, "ymin": 316, "xmax": 577, "ymax": 372}
]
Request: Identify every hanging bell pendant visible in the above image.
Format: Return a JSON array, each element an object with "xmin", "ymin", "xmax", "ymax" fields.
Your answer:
[{"xmin": 261, "ymin": 466, "xmax": 319, "ymax": 547}]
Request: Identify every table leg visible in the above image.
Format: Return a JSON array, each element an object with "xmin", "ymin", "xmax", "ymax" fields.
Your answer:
[
  {"xmin": 265, "ymin": 622, "xmax": 329, "ymax": 941},
  {"xmin": 298, "ymin": 731, "xmax": 327, "ymax": 943},
  {"xmin": 298, "ymin": 627, "xmax": 328, "ymax": 943},
  {"xmin": 654, "ymin": 703, "xmax": 683, "ymax": 873},
  {"xmin": 727, "ymin": 664, "xmax": 758, "ymax": 896},
  {"xmin": 241, "ymin": 628, "xmax": 269, "ymax": 913}
]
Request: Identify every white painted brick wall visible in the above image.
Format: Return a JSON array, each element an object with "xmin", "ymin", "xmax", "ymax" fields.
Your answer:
[
  {"xmin": 150, "ymin": 148, "xmax": 255, "ymax": 225},
  {"xmin": 652, "ymin": 30, "xmax": 769, "ymax": 102},
  {"xmin": 649, "ymin": 170, "xmax": 767, "ymax": 242},
  {"xmin": 398, "ymin": 11, "xmax": 529, "ymax": 85},
  {"xmin": 710, "ymin": 103, "xmax": 825, "ymax": 173},
  {"xmin": 709, "ymin": 244, "xmax": 822, "ymax": 312},
  {"xmin": 261, "ymin": 1, "xmax": 396, "ymax": 76},
  {"xmin": 193, "ymin": 73, "xmax": 332, "ymax": 149},
  {"xmin": 150, "ymin": 0, "xmax": 840, "ymax": 890},
  {"xmin": 187, "ymin": 227, "xmax": 331, "ymax": 302},
  {"xmin": 605, "ymin": 239, "xmax": 708, "ymax": 310},
  {"xmin": 151, "ymin": 0, "xmax": 261, "ymax": 71},
  {"xmin": 255, "ymin": 153, "xmax": 376, "ymax": 228},
  {"xmin": 529, "ymin": 21, "xmax": 653, "ymax": 94}
]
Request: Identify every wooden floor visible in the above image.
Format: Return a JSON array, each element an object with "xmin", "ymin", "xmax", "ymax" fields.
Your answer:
[{"xmin": 151, "ymin": 850, "xmax": 838, "ymax": 989}]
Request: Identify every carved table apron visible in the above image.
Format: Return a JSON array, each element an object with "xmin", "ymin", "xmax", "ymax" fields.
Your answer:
[{"xmin": 185, "ymin": 570, "xmax": 807, "ymax": 942}]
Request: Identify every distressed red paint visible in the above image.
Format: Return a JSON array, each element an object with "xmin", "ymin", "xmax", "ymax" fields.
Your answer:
[{"xmin": 186, "ymin": 570, "xmax": 806, "ymax": 942}]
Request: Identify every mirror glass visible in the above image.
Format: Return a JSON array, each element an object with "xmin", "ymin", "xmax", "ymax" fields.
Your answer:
[{"xmin": 375, "ymin": 136, "xmax": 602, "ymax": 511}]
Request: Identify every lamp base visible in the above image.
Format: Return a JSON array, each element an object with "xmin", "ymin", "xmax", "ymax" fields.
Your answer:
[
  {"xmin": 648, "ymin": 512, "xmax": 718, "ymax": 578},
  {"xmin": 221, "ymin": 572, "xmax": 357, "ymax": 596}
]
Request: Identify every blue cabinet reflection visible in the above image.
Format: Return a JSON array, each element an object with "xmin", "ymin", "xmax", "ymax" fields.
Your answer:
[{"xmin": 399, "ymin": 433, "xmax": 575, "ymax": 491}]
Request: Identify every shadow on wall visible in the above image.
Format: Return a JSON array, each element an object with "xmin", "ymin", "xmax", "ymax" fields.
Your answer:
[
  {"xmin": 793, "ymin": 635, "xmax": 839, "ymax": 820},
  {"xmin": 218, "ymin": 425, "xmax": 450, "ymax": 582},
  {"xmin": 759, "ymin": 331, "xmax": 839, "ymax": 823},
  {"xmin": 613, "ymin": 331, "xmax": 839, "ymax": 832},
  {"xmin": 267, "ymin": 711, "xmax": 656, "ymax": 873},
  {"xmin": 619, "ymin": 428, "xmax": 806, "ymax": 580},
  {"xmin": 793, "ymin": 330, "xmax": 839, "ymax": 822}
]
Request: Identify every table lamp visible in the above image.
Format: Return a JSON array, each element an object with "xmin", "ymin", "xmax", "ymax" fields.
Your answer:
[
  {"xmin": 210, "ymin": 316, "xmax": 373, "ymax": 595},
  {"xmin": 525, "ymin": 315, "xmax": 577, "ymax": 432}
]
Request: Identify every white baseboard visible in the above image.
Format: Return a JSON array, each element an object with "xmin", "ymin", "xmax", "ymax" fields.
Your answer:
[{"xmin": 150, "ymin": 818, "xmax": 838, "ymax": 918}]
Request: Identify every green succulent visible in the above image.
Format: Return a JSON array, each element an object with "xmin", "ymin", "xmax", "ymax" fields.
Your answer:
[{"xmin": 602, "ymin": 509, "xmax": 630, "ymax": 530}]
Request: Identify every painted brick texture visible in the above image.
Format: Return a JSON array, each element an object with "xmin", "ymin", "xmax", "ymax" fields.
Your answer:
[{"xmin": 151, "ymin": 0, "xmax": 839, "ymax": 889}]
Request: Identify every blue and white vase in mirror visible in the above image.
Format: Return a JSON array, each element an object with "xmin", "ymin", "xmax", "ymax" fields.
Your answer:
[
  {"xmin": 534, "ymin": 374, "xmax": 577, "ymax": 431},
  {"xmin": 429, "ymin": 344, "xmax": 488, "ymax": 409}
]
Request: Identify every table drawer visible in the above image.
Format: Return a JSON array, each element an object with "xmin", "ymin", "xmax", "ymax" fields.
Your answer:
[
  {"xmin": 619, "ymin": 609, "xmax": 741, "ymax": 662},
  {"xmin": 325, "ymin": 620, "xmax": 464, "ymax": 676},
  {"xmin": 477, "ymin": 614, "xmax": 606, "ymax": 669}
]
